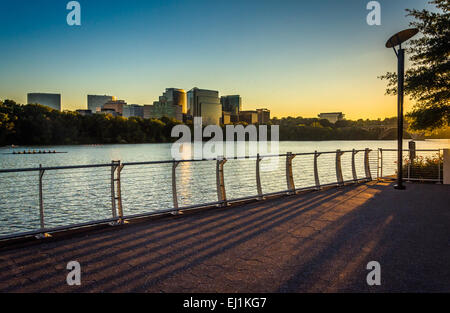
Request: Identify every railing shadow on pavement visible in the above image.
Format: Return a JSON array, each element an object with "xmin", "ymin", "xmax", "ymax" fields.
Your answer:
[{"xmin": 1, "ymin": 183, "xmax": 385, "ymax": 292}]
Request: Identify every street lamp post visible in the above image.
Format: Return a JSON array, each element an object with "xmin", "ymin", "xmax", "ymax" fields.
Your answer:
[{"xmin": 385, "ymin": 28, "xmax": 419, "ymax": 190}]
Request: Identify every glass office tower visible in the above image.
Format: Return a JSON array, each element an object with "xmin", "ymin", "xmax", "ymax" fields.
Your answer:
[
  {"xmin": 187, "ymin": 88, "xmax": 222, "ymax": 125},
  {"xmin": 87, "ymin": 95, "xmax": 114, "ymax": 113},
  {"xmin": 27, "ymin": 93, "xmax": 61, "ymax": 111}
]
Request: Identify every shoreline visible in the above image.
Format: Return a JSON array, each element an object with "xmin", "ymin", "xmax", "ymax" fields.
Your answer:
[{"xmin": 2, "ymin": 138, "xmax": 450, "ymax": 148}]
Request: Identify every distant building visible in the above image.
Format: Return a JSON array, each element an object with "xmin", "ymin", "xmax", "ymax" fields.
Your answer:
[
  {"xmin": 221, "ymin": 95, "xmax": 242, "ymax": 115},
  {"xmin": 103, "ymin": 99, "xmax": 127, "ymax": 116},
  {"xmin": 318, "ymin": 112, "xmax": 345, "ymax": 123},
  {"xmin": 239, "ymin": 110, "xmax": 258, "ymax": 124},
  {"xmin": 143, "ymin": 101, "xmax": 182, "ymax": 121},
  {"xmin": 162, "ymin": 88, "xmax": 187, "ymax": 114},
  {"xmin": 76, "ymin": 109, "xmax": 92, "ymax": 116},
  {"xmin": 142, "ymin": 88, "xmax": 186, "ymax": 121},
  {"xmin": 27, "ymin": 93, "xmax": 61, "ymax": 111},
  {"xmin": 88, "ymin": 95, "xmax": 115, "ymax": 113},
  {"xmin": 123, "ymin": 104, "xmax": 144, "ymax": 118},
  {"xmin": 187, "ymin": 88, "xmax": 222, "ymax": 125},
  {"xmin": 238, "ymin": 109, "xmax": 270, "ymax": 124},
  {"xmin": 256, "ymin": 108, "xmax": 270, "ymax": 124},
  {"xmin": 221, "ymin": 95, "xmax": 242, "ymax": 124},
  {"xmin": 98, "ymin": 108, "xmax": 119, "ymax": 117},
  {"xmin": 143, "ymin": 105, "xmax": 152, "ymax": 119}
]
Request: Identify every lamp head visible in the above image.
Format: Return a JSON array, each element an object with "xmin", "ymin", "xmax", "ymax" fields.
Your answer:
[{"xmin": 386, "ymin": 28, "xmax": 419, "ymax": 48}]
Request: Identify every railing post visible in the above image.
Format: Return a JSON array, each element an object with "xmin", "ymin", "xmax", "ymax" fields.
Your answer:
[
  {"xmin": 379, "ymin": 148, "xmax": 383, "ymax": 179},
  {"xmin": 443, "ymin": 149, "xmax": 450, "ymax": 184},
  {"xmin": 38, "ymin": 164, "xmax": 45, "ymax": 230},
  {"xmin": 111, "ymin": 160, "xmax": 125, "ymax": 224},
  {"xmin": 172, "ymin": 161, "xmax": 180, "ymax": 209},
  {"xmin": 216, "ymin": 157, "xmax": 227, "ymax": 206},
  {"xmin": 407, "ymin": 159, "xmax": 411, "ymax": 182},
  {"xmin": 116, "ymin": 162, "xmax": 124, "ymax": 222},
  {"xmin": 286, "ymin": 152, "xmax": 296, "ymax": 194},
  {"xmin": 335, "ymin": 150, "xmax": 344, "ymax": 186},
  {"xmin": 36, "ymin": 164, "xmax": 50, "ymax": 239},
  {"xmin": 314, "ymin": 151, "xmax": 321, "ymax": 190},
  {"xmin": 351, "ymin": 149, "xmax": 358, "ymax": 182},
  {"xmin": 256, "ymin": 154, "xmax": 263, "ymax": 200},
  {"xmin": 437, "ymin": 149, "xmax": 441, "ymax": 183},
  {"xmin": 111, "ymin": 161, "xmax": 118, "ymax": 219},
  {"xmin": 377, "ymin": 148, "xmax": 379, "ymax": 179},
  {"xmin": 364, "ymin": 148, "xmax": 372, "ymax": 181}
]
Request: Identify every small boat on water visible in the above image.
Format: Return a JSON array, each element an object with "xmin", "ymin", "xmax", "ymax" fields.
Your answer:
[{"xmin": 5, "ymin": 150, "xmax": 67, "ymax": 155}]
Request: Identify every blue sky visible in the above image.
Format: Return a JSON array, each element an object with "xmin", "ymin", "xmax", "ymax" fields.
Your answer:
[{"xmin": 0, "ymin": 0, "xmax": 435, "ymax": 118}]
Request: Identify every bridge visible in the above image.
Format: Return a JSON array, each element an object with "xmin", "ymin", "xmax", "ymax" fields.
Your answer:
[{"xmin": 359, "ymin": 125, "xmax": 425, "ymax": 140}]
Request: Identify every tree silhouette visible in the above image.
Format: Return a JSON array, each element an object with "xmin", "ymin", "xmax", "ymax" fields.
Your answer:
[{"xmin": 380, "ymin": 0, "xmax": 449, "ymax": 131}]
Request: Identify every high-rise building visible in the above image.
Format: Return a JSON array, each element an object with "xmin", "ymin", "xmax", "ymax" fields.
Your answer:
[
  {"xmin": 88, "ymin": 95, "xmax": 115, "ymax": 113},
  {"xmin": 142, "ymin": 88, "xmax": 186, "ymax": 121},
  {"xmin": 143, "ymin": 101, "xmax": 182, "ymax": 121},
  {"xmin": 220, "ymin": 95, "xmax": 242, "ymax": 115},
  {"xmin": 187, "ymin": 88, "xmax": 222, "ymax": 125},
  {"xmin": 256, "ymin": 108, "xmax": 270, "ymax": 124},
  {"xmin": 123, "ymin": 104, "xmax": 144, "ymax": 118},
  {"xmin": 27, "ymin": 93, "xmax": 61, "ymax": 111},
  {"xmin": 102, "ymin": 99, "xmax": 127, "ymax": 115},
  {"xmin": 221, "ymin": 95, "xmax": 242, "ymax": 124},
  {"xmin": 162, "ymin": 88, "xmax": 187, "ymax": 114}
]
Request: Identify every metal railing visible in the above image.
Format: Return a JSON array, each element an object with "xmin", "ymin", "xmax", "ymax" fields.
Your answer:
[
  {"xmin": 377, "ymin": 148, "xmax": 443, "ymax": 182},
  {"xmin": 0, "ymin": 149, "xmax": 377, "ymax": 240}
]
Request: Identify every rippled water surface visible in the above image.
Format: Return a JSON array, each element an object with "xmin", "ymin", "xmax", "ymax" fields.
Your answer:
[{"xmin": 0, "ymin": 140, "xmax": 448, "ymax": 236}]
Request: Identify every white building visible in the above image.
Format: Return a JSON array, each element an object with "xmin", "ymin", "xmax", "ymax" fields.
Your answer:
[{"xmin": 318, "ymin": 112, "xmax": 345, "ymax": 123}]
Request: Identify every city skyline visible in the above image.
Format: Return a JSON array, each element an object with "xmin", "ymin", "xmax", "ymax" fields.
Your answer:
[
  {"xmin": 0, "ymin": 0, "xmax": 436, "ymax": 119},
  {"xmin": 22, "ymin": 89, "xmax": 372, "ymax": 122}
]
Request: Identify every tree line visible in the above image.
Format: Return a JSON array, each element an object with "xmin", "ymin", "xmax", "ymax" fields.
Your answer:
[
  {"xmin": 0, "ymin": 100, "xmax": 182, "ymax": 145},
  {"xmin": 271, "ymin": 116, "xmax": 403, "ymax": 141},
  {"xmin": 1, "ymin": 100, "xmax": 449, "ymax": 146}
]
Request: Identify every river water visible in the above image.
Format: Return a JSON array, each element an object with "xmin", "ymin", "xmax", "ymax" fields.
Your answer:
[{"xmin": 0, "ymin": 140, "xmax": 448, "ymax": 236}]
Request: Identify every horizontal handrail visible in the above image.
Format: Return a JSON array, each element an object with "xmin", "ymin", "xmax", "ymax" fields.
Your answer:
[
  {"xmin": 0, "ymin": 149, "xmax": 371, "ymax": 173},
  {"xmin": 0, "ymin": 163, "xmax": 113, "ymax": 173},
  {"xmin": 380, "ymin": 148, "xmax": 442, "ymax": 152}
]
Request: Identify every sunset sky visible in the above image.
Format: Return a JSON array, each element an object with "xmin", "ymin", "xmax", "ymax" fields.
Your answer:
[{"xmin": 0, "ymin": 0, "xmax": 434, "ymax": 119}]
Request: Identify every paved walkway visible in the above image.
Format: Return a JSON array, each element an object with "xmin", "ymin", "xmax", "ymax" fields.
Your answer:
[{"xmin": 0, "ymin": 181, "xmax": 449, "ymax": 292}]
